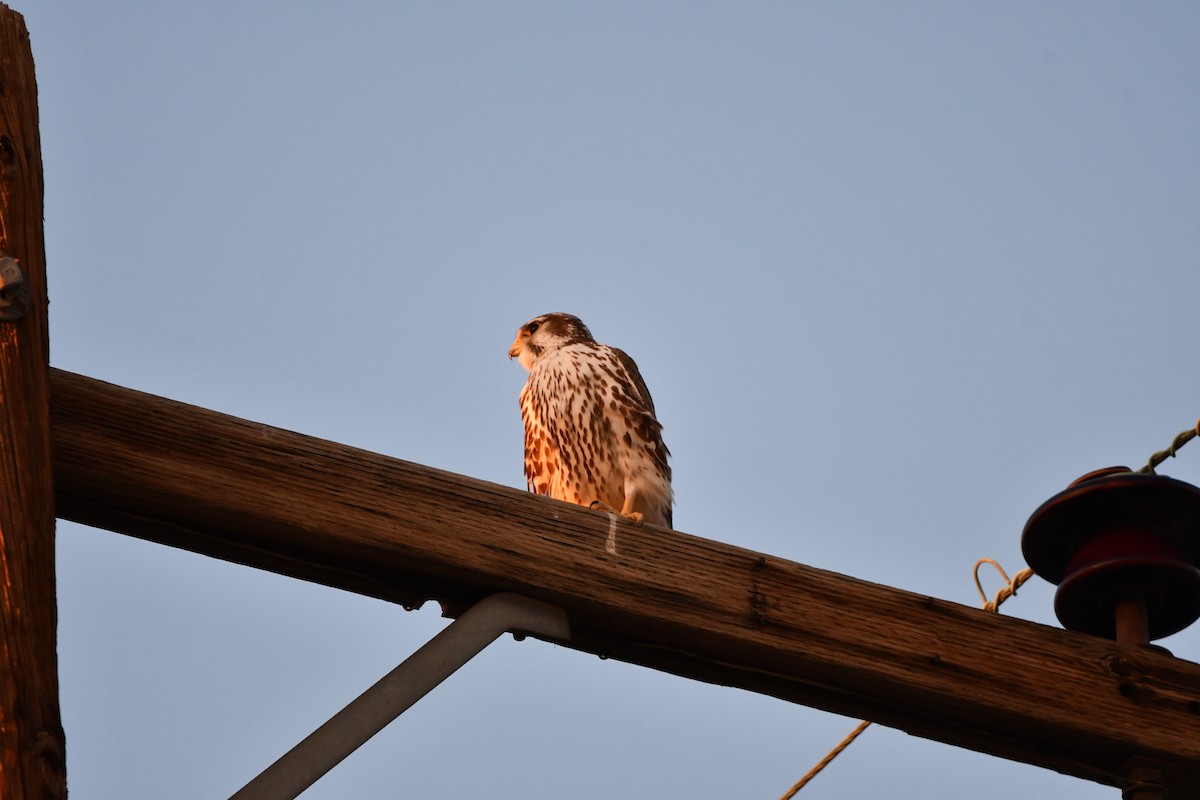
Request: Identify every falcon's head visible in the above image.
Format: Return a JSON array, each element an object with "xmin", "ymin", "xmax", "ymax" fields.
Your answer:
[{"xmin": 508, "ymin": 312, "xmax": 594, "ymax": 371}]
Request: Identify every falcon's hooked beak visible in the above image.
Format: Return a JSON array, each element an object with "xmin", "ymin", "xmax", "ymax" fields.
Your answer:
[{"xmin": 509, "ymin": 332, "xmax": 537, "ymax": 371}]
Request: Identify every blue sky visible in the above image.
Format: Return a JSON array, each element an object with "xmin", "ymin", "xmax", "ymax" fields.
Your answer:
[{"xmin": 21, "ymin": 2, "xmax": 1200, "ymax": 798}]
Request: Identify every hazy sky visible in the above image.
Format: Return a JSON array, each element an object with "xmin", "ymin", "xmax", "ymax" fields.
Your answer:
[{"xmin": 20, "ymin": 2, "xmax": 1200, "ymax": 798}]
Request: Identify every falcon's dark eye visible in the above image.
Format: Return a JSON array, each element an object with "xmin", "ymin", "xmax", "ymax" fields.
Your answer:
[{"xmin": 528, "ymin": 322, "xmax": 540, "ymax": 334}]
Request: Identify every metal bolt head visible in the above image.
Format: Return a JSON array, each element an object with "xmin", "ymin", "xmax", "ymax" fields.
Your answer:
[{"xmin": 0, "ymin": 256, "xmax": 31, "ymax": 320}]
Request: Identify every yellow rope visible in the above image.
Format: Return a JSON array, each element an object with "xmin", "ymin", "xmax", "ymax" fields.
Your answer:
[
  {"xmin": 778, "ymin": 560, "xmax": 1031, "ymax": 799},
  {"xmin": 778, "ymin": 720, "xmax": 872, "ymax": 800},
  {"xmin": 974, "ymin": 558, "xmax": 1035, "ymax": 613}
]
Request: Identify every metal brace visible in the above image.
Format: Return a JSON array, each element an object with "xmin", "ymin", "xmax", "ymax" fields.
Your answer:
[
  {"xmin": 228, "ymin": 593, "xmax": 571, "ymax": 800},
  {"xmin": 0, "ymin": 256, "xmax": 31, "ymax": 320}
]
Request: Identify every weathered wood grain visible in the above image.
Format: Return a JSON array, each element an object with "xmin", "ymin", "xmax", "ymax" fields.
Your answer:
[
  {"xmin": 0, "ymin": 5, "xmax": 67, "ymax": 797},
  {"xmin": 50, "ymin": 368, "xmax": 1200, "ymax": 792}
]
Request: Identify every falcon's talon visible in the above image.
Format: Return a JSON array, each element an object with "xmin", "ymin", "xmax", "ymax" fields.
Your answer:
[{"xmin": 589, "ymin": 500, "xmax": 643, "ymax": 525}]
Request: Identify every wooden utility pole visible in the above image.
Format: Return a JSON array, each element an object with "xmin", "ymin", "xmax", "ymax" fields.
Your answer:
[
  {"xmin": 0, "ymin": 4, "xmax": 67, "ymax": 798},
  {"xmin": 49, "ymin": 369, "xmax": 1200, "ymax": 794}
]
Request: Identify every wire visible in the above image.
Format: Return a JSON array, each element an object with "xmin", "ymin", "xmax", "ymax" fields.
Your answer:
[
  {"xmin": 778, "ymin": 720, "xmax": 872, "ymax": 799},
  {"xmin": 1138, "ymin": 418, "xmax": 1200, "ymax": 474},
  {"xmin": 778, "ymin": 560, "xmax": 1031, "ymax": 798}
]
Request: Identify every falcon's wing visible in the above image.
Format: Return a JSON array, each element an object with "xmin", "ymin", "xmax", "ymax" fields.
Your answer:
[
  {"xmin": 609, "ymin": 346, "xmax": 671, "ymax": 476},
  {"xmin": 612, "ymin": 347, "xmax": 658, "ymax": 417}
]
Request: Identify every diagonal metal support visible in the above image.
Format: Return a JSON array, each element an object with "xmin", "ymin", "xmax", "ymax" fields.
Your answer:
[{"xmin": 229, "ymin": 593, "xmax": 570, "ymax": 800}]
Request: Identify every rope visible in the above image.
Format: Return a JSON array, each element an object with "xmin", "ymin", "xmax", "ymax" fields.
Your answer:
[
  {"xmin": 778, "ymin": 720, "xmax": 872, "ymax": 800},
  {"xmin": 778, "ymin": 559, "xmax": 1031, "ymax": 799},
  {"xmin": 974, "ymin": 558, "xmax": 1035, "ymax": 613},
  {"xmin": 1137, "ymin": 418, "xmax": 1200, "ymax": 474}
]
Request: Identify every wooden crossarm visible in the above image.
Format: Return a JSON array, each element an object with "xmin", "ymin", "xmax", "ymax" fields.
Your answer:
[{"xmin": 49, "ymin": 368, "xmax": 1200, "ymax": 792}]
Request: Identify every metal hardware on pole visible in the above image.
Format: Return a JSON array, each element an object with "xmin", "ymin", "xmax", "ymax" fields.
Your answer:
[{"xmin": 229, "ymin": 593, "xmax": 570, "ymax": 800}]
